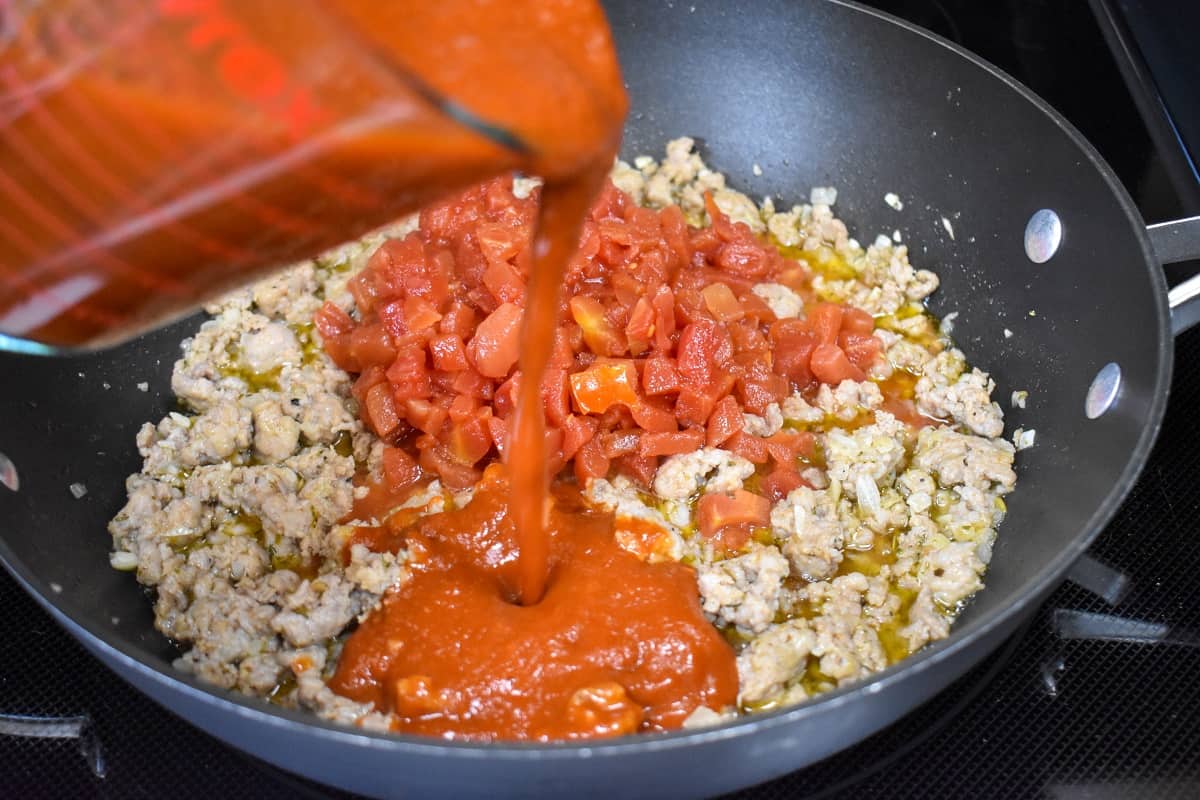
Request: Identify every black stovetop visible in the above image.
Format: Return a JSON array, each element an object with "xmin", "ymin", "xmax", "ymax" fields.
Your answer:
[{"xmin": 4, "ymin": 2, "xmax": 1199, "ymax": 798}]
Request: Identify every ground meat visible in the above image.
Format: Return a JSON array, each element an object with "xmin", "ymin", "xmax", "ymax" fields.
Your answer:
[
  {"xmin": 735, "ymin": 619, "xmax": 816, "ymax": 706},
  {"xmin": 911, "ymin": 427, "xmax": 1017, "ymax": 493},
  {"xmin": 652, "ymin": 447, "xmax": 756, "ymax": 500},
  {"xmin": 823, "ymin": 411, "xmax": 910, "ymax": 499},
  {"xmin": 917, "ymin": 366, "xmax": 1005, "ymax": 438},
  {"xmin": 752, "ymin": 283, "xmax": 805, "ymax": 319},
  {"xmin": 742, "ymin": 403, "xmax": 784, "ymax": 437},
  {"xmin": 781, "ymin": 392, "xmax": 825, "ymax": 424},
  {"xmin": 696, "ymin": 545, "xmax": 789, "ymax": 634},
  {"xmin": 814, "ymin": 380, "xmax": 884, "ymax": 422},
  {"xmin": 771, "ymin": 486, "xmax": 846, "ymax": 581}
]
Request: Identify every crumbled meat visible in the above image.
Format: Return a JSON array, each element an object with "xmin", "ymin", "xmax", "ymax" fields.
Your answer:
[
  {"xmin": 752, "ymin": 283, "xmax": 805, "ymax": 319},
  {"xmin": 653, "ymin": 447, "xmax": 755, "ymax": 500},
  {"xmin": 823, "ymin": 411, "xmax": 910, "ymax": 498},
  {"xmin": 736, "ymin": 619, "xmax": 816, "ymax": 706},
  {"xmin": 771, "ymin": 486, "xmax": 845, "ymax": 581},
  {"xmin": 742, "ymin": 403, "xmax": 784, "ymax": 437},
  {"xmin": 916, "ymin": 367, "xmax": 1005, "ymax": 438},
  {"xmin": 696, "ymin": 545, "xmax": 789, "ymax": 634}
]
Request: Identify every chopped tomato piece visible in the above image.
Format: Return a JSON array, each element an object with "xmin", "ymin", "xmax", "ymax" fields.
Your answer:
[
  {"xmin": 642, "ymin": 357, "xmax": 681, "ymax": 396},
  {"xmin": 381, "ymin": 446, "xmax": 421, "ymax": 492},
  {"xmin": 639, "ymin": 427, "xmax": 704, "ymax": 458},
  {"xmin": 574, "ymin": 437, "xmax": 610, "ymax": 483},
  {"xmin": 841, "ymin": 306, "xmax": 875, "ymax": 336},
  {"xmin": 385, "ymin": 346, "xmax": 431, "ymax": 400},
  {"xmin": 617, "ymin": 453, "xmax": 659, "ymax": 486},
  {"xmin": 468, "ymin": 302, "xmax": 523, "ymax": 378},
  {"xmin": 448, "ymin": 412, "xmax": 493, "ymax": 465},
  {"xmin": 630, "ymin": 399, "xmax": 678, "ymax": 434},
  {"xmin": 761, "ymin": 468, "xmax": 807, "ymax": 504},
  {"xmin": 724, "ymin": 431, "xmax": 769, "ymax": 464},
  {"xmin": 676, "ymin": 319, "xmax": 733, "ymax": 387},
  {"xmin": 348, "ymin": 323, "xmax": 395, "ymax": 366},
  {"xmin": 429, "ymin": 334, "xmax": 470, "ymax": 372},
  {"xmin": 839, "ymin": 332, "xmax": 883, "ymax": 369},
  {"xmin": 808, "ymin": 303, "xmax": 844, "ymax": 346},
  {"xmin": 625, "ymin": 296, "xmax": 656, "ymax": 356},
  {"xmin": 701, "ymin": 283, "xmax": 743, "ymax": 322},
  {"xmin": 810, "ymin": 343, "xmax": 866, "ymax": 384},
  {"xmin": 697, "ymin": 489, "xmax": 771, "ymax": 539},
  {"xmin": 569, "ymin": 360, "xmax": 640, "ymax": 415},
  {"xmin": 561, "ymin": 414, "xmax": 599, "ymax": 461},
  {"xmin": 570, "ymin": 295, "xmax": 626, "ymax": 357},
  {"xmin": 706, "ymin": 395, "xmax": 743, "ymax": 448},
  {"xmin": 314, "ymin": 300, "xmax": 354, "ymax": 340},
  {"xmin": 403, "ymin": 296, "xmax": 443, "ymax": 332},
  {"xmin": 364, "ymin": 383, "xmax": 402, "ymax": 439}
]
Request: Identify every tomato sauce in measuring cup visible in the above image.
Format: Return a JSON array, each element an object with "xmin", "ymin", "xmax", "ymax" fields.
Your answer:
[{"xmin": 0, "ymin": 0, "xmax": 625, "ymax": 351}]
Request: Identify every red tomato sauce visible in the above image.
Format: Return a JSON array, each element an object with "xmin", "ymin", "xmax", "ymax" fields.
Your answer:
[{"xmin": 329, "ymin": 468, "xmax": 738, "ymax": 740}]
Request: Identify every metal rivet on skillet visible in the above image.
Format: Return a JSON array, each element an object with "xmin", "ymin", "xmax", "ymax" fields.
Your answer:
[
  {"xmin": 1025, "ymin": 209, "xmax": 1062, "ymax": 263},
  {"xmin": 1085, "ymin": 362, "xmax": 1121, "ymax": 419},
  {"xmin": 0, "ymin": 451, "xmax": 18, "ymax": 491}
]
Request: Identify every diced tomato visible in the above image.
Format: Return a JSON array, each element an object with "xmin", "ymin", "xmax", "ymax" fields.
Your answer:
[
  {"xmin": 839, "ymin": 332, "xmax": 883, "ymax": 369},
  {"xmin": 574, "ymin": 437, "xmax": 610, "ymax": 483},
  {"xmin": 808, "ymin": 303, "xmax": 844, "ymax": 346},
  {"xmin": 415, "ymin": 436, "xmax": 480, "ymax": 489},
  {"xmin": 761, "ymin": 468, "xmax": 806, "ymax": 504},
  {"xmin": 404, "ymin": 398, "xmax": 448, "ymax": 437},
  {"xmin": 810, "ymin": 343, "xmax": 866, "ymax": 384},
  {"xmin": 737, "ymin": 374, "xmax": 789, "ymax": 415},
  {"xmin": 676, "ymin": 319, "xmax": 733, "ymax": 387},
  {"xmin": 403, "ymin": 296, "xmax": 443, "ymax": 332},
  {"xmin": 617, "ymin": 453, "xmax": 659, "ymax": 486},
  {"xmin": 706, "ymin": 395, "xmax": 743, "ymax": 447},
  {"xmin": 439, "ymin": 301, "xmax": 477, "ymax": 340},
  {"xmin": 468, "ymin": 302, "xmax": 523, "ymax": 378},
  {"xmin": 385, "ymin": 346, "xmax": 431, "ymax": 400},
  {"xmin": 697, "ymin": 489, "xmax": 771, "ymax": 539},
  {"xmin": 448, "ymin": 412, "xmax": 493, "ymax": 465},
  {"xmin": 625, "ymin": 296, "xmax": 656, "ymax": 356},
  {"xmin": 601, "ymin": 429, "xmax": 641, "ymax": 459},
  {"xmin": 770, "ymin": 319, "xmax": 818, "ymax": 386},
  {"xmin": 348, "ymin": 323, "xmax": 395, "ymax": 366},
  {"xmin": 381, "ymin": 446, "xmax": 420, "ymax": 492},
  {"xmin": 701, "ymin": 283, "xmax": 743, "ymax": 322},
  {"xmin": 650, "ymin": 284, "xmax": 677, "ymax": 352},
  {"xmin": 639, "ymin": 427, "xmax": 704, "ymax": 458},
  {"xmin": 642, "ymin": 357, "xmax": 681, "ymax": 396},
  {"xmin": 675, "ymin": 384, "xmax": 722, "ymax": 427},
  {"xmin": 569, "ymin": 360, "xmax": 640, "ymax": 415},
  {"xmin": 570, "ymin": 295, "xmax": 626, "ymax": 357},
  {"xmin": 364, "ymin": 383, "xmax": 402, "ymax": 439},
  {"xmin": 560, "ymin": 414, "xmax": 598, "ymax": 461},
  {"xmin": 487, "ymin": 415, "xmax": 509, "ymax": 458},
  {"xmin": 314, "ymin": 300, "xmax": 354, "ymax": 340},
  {"xmin": 764, "ymin": 430, "xmax": 817, "ymax": 467},
  {"xmin": 630, "ymin": 398, "xmax": 678, "ymax": 434},
  {"xmin": 542, "ymin": 368, "xmax": 571, "ymax": 427},
  {"xmin": 351, "ymin": 364, "xmax": 387, "ymax": 405},
  {"xmin": 482, "ymin": 258, "xmax": 525, "ymax": 305},
  {"xmin": 841, "ymin": 306, "xmax": 875, "ymax": 336},
  {"xmin": 724, "ymin": 431, "xmax": 769, "ymax": 464},
  {"xmin": 429, "ymin": 334, "xmax": 470, "ymax": 372}
]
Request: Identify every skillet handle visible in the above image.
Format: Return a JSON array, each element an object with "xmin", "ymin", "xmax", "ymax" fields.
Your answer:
[{"xmin": 1149, "ymin": 216, "xmax": 1200, "ymax": 335}]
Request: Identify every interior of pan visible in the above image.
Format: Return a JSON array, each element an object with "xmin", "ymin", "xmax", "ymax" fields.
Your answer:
[{"xmin": 0, "ymin": 0, "xmax": 1172, "ymax": 755}]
